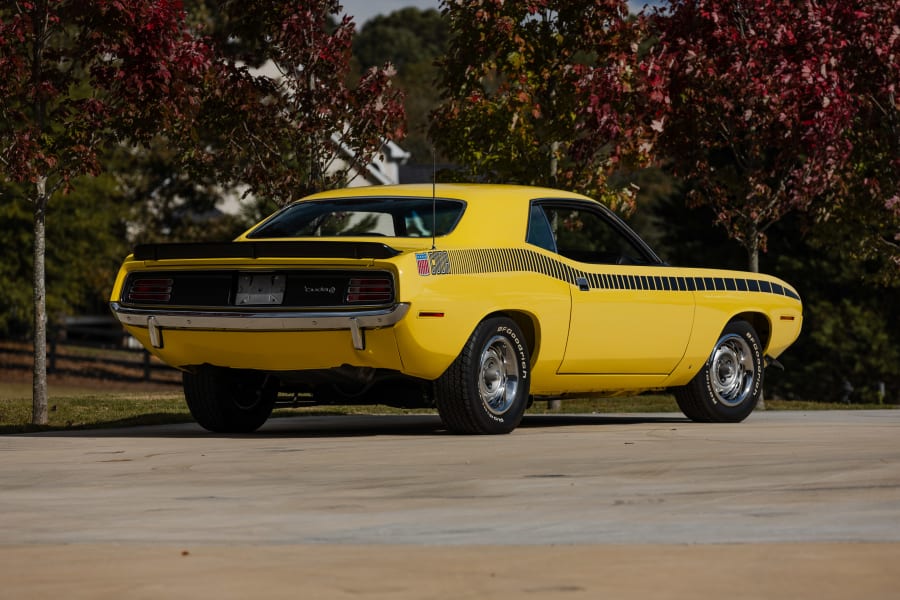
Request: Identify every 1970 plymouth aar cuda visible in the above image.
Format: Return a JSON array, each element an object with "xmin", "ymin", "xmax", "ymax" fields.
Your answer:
[{"xmin": 110, "ymin": 184, "xmax": 802, "ymax": 434}]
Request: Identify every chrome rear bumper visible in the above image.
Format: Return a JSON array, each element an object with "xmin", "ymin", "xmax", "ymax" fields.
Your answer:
[{"xmin": 109, "ymin": 302, "xmax": 410, "ymax": 351}]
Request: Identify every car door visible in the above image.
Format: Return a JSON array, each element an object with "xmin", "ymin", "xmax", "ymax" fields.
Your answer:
[{"xmin": 527, "ymin": 200, "xmax": 695, "ymax": 375}]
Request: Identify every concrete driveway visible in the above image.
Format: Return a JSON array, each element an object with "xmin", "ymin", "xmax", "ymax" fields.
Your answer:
[{"xmin": 1, "ymin": 410, "xmax": 898, "ymax": 598}]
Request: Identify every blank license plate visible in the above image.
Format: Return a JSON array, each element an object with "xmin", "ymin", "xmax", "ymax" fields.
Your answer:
[{"xmin": 235, "ymin": 273, "xmax": 286, "ymax": 305}]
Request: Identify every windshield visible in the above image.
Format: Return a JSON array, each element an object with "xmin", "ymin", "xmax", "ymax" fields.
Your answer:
[{"xmin": 247, "ymin": 197, "xmax": 466, "ymax": 239}]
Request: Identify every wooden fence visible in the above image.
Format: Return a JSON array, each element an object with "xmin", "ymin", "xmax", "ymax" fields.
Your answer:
[{"xmin": 1, "ymin": 316, "xmax": 179, "ymax": 385}]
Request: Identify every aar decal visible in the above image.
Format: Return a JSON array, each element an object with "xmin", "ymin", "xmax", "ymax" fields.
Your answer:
[{"xmin": 416, "ymin": 252, "xmax": 431, "ymax": 276}]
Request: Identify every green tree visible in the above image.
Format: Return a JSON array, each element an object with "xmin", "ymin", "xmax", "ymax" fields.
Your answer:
[
  {"xmin": 0, "ymin": 174, "xmax": 132, "ymax": 332},
  {"xmin": 113, "ymin": 140, "xmax": 254, "ymax": 244},
  {"xmin": 352, "ymin": 8, "xmax": 447, "ymax": 163},
  {"xmin": 764, "ymin": 224, "xmax": 900, "ymax": 404},
  {"xmin": 354, "ymin": 8, "xmax": 447, "ymax": 73},
  {"xmin": 0, "ymin": 186, "xmax": 33, "ymax": 336},
  {"xmin": 431, "ymin": 0, "xmax": 657, "ymax": 212}
]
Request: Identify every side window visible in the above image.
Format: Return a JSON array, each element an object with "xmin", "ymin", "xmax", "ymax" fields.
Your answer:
[
  {"xmin": 526, "ymin": 203, "xmax": 557, "ymax": 252},
  {"xmin": 536, "ymin": 204, "xmax": 650, "ymax": 265}
]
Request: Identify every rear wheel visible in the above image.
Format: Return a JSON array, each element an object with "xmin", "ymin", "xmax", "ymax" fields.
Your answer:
[
  {"xmin": 183, "ymin": 367, "xmax": 277, "ymax": 433},
  {"xmin": 435, "ymin": 317, "xmax": 530, "ymax": 434},
  {"xmin": 675, "ymin": 320, "xmax": 763, "ymax": 423}
]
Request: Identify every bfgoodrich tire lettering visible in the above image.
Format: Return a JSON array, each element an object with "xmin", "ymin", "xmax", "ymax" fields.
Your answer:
[
  {"xmin": 183, "ymin": 367, "xmax": 277, "ymax": 433},
  {"xmin": 674, "ymin": 320, "xmax": 763, "ymax": 423},
  {"xmin": 435, "ymin": 317, "xmax": 530, "ymax": 434}
]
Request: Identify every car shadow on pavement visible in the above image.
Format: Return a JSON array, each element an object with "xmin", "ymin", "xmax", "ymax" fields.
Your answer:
[
  {"xmin": 521, "ymin": 414, "xmax": 688, "ymax": 428},
  {"xmin": 19, "ymin": 413, "xmax": 689, "ymax": 439}
]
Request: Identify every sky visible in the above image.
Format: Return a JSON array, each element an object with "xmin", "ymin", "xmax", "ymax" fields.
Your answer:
[
  {"xmin": 339, "ymin": 1, "xmax": 659, "ymax": 28},
  {"xmin": 340, "ymin": 0, "xmax": 438, "ymax": 26}
]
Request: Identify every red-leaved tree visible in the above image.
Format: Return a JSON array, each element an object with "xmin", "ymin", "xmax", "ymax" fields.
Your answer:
[
  {"xmin": 651, "ymin": 0, "xmax": 861, "ymax": 272},
  {"xmin": 0, "ymin": 0, "xmax": 209, "ymax": 424},
  {"xmin": 183, "ymin": 0, "xmax": 406, "ymax": 208},
  {"xmin": 810, "ymin": 2, "xmax": 900, "ymax": 284}
]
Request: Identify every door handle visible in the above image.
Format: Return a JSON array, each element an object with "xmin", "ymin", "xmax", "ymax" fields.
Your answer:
[{"xmin": 576, "ymin": 277, "xmax": 590, "ymax": 292}]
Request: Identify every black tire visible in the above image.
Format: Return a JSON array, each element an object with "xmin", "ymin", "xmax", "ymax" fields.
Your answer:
[
  {"xmin": 674, "ymin": 320, "xmax": 764, "ymax": 423},
  {"xmin": 435, "ymin": 317, "xmax": 531, "ymax": 434},
  {"xmin": 183, "ymin": 367, "xmax": 277, "ymax": 433}
]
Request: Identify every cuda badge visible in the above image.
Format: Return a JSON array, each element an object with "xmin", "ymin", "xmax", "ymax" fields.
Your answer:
[{"xmin": 304, "ymin": 286, "xmax": 337, "ymax": 294}]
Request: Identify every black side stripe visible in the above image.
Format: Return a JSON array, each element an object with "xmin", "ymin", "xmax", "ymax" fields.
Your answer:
[{"xmin": 431, "ymin": 248, "xmax": 800, "ymax": 300}]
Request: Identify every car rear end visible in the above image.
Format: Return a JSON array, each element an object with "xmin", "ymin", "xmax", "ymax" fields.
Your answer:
[{"xmin": 110, "ymin": 240, "xmax": 411, "ymax": 373}]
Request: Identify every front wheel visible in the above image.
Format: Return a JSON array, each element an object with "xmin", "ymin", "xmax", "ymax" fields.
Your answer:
[
  {"xmin": 435, "ymin": 317, "xmax": 531, "ymax": 434},
  {"xmin": 183, "ymin": 367, "xmax": 277, "ymax": 433},
  {"xmin": 674, "ymin": 320, "xmax": 764, "ymax": 423}
]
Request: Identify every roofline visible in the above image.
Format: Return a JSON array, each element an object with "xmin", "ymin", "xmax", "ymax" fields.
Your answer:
[{"xmin": 303, "ymin": 183, "xmax": 594, "ymax": 201}]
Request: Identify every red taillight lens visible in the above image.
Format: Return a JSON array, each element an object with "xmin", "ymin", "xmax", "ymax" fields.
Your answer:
[
  {"xmin": 126, "ymin": 278, "xmax": 173, "ymax": 303},
  {"xmin": 346, "ymin": 278, "xmax": 393, "ymax": 304}
]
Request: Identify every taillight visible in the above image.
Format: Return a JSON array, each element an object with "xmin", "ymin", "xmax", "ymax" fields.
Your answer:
[
  {"xmin": 126, "ymin": 278, "xmax": 173, "ymax": 303},
  {"xmin": 345, "ymin": 277, "xmax": 393, "ymax": 304}
]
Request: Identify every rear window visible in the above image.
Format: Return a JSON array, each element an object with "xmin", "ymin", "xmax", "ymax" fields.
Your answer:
[{"xmin": 247, "ymin": 197, "xmax": 466, "ymax": 239}]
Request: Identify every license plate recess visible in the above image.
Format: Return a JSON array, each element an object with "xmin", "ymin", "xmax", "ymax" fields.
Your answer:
[{"xmin": 235, "ymin": 273, "xmax": 286, "ymax": 305}]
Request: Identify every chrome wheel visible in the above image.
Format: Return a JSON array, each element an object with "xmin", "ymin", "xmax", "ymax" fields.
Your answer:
[
  {"xmin": 435, "ymin": 317, "xmax": 531, "ymax": 434},
  {"xmin": 675, "ymin": 320, "xmax": 763, "ymax": 423},
  {"xmin": 709, "ymin": 333, "xmax": 756, "ymax": 407},
  {"xmin": 477, "ymin": 334, "xmax": 520, "ymax": 415}
]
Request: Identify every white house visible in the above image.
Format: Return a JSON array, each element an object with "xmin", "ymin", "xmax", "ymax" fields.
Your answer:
[{"xmin": 332, "ymin": 134, "xmax": 411, "ymax": 187}]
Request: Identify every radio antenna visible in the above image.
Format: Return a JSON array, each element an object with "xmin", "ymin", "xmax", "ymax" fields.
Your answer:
[{"xmin": 431, "ymin": 147, "xmax": 437, "ymax": 250}]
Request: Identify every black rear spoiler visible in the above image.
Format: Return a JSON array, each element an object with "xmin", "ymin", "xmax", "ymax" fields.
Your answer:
[{"xmin": 133, "ymin": 241, "xmax": 402, "ymax": 261}]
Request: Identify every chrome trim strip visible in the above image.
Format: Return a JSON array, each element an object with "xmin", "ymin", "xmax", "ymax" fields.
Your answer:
[{"xmin": 110, "ymin": 302, "xmax": 410, "ymax": 337}]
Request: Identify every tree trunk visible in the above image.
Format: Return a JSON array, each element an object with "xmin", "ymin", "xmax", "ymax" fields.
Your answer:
[
  {"xmin": 746, "ymin": 226, "xmax": 766, "ymax": 411},
  {"xmin": 32, "ymin": 179, "xmax": 49, "ymax": 426},
  {"xmin": 747, "ymin": 231, "xmax": 760, "ymax": 274},
  {"xmin": 30, "ymin": 0, "xmax": 50, "ymax": 425},
  {"xmin": 548, "ymin": 140, "xmax": 560, "ymax": 187}
]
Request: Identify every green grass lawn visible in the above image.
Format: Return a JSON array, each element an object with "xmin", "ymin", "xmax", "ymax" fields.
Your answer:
[{"xmin": 0, "ymin": 383, "xmax": 894, "ymax": 434}]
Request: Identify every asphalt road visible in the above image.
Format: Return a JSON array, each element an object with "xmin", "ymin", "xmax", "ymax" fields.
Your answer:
[{"xmin": 2, "ymin": 410, "xmax": 899, "ymax": 598}]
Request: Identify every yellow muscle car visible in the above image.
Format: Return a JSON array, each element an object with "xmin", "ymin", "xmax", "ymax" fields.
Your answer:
[{"xmin": 110, "ymin": 184, "xmax": 802, "ymax": 434}]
